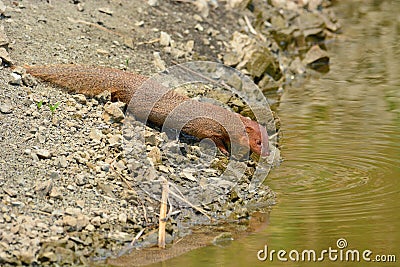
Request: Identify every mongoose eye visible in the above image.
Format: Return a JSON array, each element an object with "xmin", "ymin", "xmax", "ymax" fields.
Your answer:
[{"xmin": 256, "ymin": 140, "xmax": 262, "ymax": 146}]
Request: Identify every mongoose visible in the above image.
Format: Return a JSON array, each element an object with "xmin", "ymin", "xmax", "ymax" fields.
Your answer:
[{"xmin": 25, "ymin": 65, "xmax": 269, "ymax": 156}]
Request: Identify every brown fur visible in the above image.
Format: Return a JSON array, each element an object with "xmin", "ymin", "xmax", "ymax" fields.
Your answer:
[{"xmin": 25, "ymin": 65, "xmax": 269, "ymax": 156}]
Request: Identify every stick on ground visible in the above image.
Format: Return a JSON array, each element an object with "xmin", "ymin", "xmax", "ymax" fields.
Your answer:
[{"xmin": 158, "ymin": 178, "xmax": 169, "ymax": 248}]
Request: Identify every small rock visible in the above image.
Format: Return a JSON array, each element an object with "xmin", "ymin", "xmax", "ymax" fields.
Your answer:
[
  {"xmin": 135, "ymin": 20, "xmax": 144, "ymax": 27},
  {"xmin": 21, "ymin": 73, "xmax": 38, "ymax": 87},
  {"xmin": 91, "ymin": 216, "xmax": 102, "ymax": 227},
  {"xmin": 55, "ymin": 156, "xmax": 68, "ymax": 168},
  {"xmin": 193, "ymin": 0, "xmax": 209, "ymax": 17},
  {"xmin": 148, "ymin": 147, "xmax": 161, "ymax": 165},
  {"xmin": 77, "ymin": 3, "xmax": 84, "ymax": 12},
  {"xmin": 63, "ymin": 216, "xmax": 77, "ymax": 228},
  {"xmin": 40, "ymin": 251, "xmax": 57, "ymax": 262},
  {"xmin": 100, "ymin": 163, "xmax": 110, "ymax": 172},
  {"xmin": 36, "ymin": 132, "xmax": 46, "ymax": 144},
  {"xmin": 303, "ymin": 45, "xmax": 329, "ymax": 71},
  {"xmin": 159, "ymin": 31, "xmax": 171, "ymax": 46},
  {"xmin": 49, "ymin": 187, "xmax": 63, "ymax": 199},
  {"xmin": 11, "ymin": 201, "xmax": 24, "ymax": 207},
  {"xmin": 194, "ymin": 23, "xmax": 204, "ymax": 31},
  {"xmin": 0, "ymin": 102, "xmax": 12, "ymax": 114},
  {"xmin": 37, "ymin": 15, "xmax": 47, "ymax": 23},
  {"xmin": 30, "ymin": 152, "xmax": 39, "ymax": 162},
  {"xmin": 50, "ymin": 225, "xmax": 64, "ymax": 234},
  {"xmin": 148, "ymin": 0, "xmax": 158, "ymax": 6},
  {"xmin": 73, "ymin": 94, "xmax": 87, "ymax": 104},
  {"xmin": 185, "ymin": 40, "xmax": 195, "ymax": 53},
  {"xmin": 9, "ymin": 72, "xmax": 22, "ymax": 85},
  {"xmin": 0, "ymin": 47, "xmax": 12, "ymax": 65},
  {"xmin": 65, "ymin": 207, "xmax": 81, "ymax": 216},
  {"xmin": 289, "ymin": 57, "xmax": 306, "ymax": 75},
  {"xmin": 170, "ymin": 48, "xmax": 186, "ymax": 59},
  {"xmin": 108, "ymin": 231, "xmax": 132, "ymax": 242},
  {"xmin": 35, "ymin": 180, "xmax": 52, "ymax": 196},
  {"xmin": 114, "ymin": 159, "xmax": 126, "ymax": 171},
  {"xmin": 66, "ymin": 185, "xmax": 76, "ymax": 191},
  {"xmin": 36, "ymin": 149, "xmax": 51, "ymax": 159},
  {"xmin": 85, "ymin": 223, "xmax": 95, "ymax": 231},
  {"xmin": 118, "ymin": 213, "xmax": 127, "ymax": 223},
  {"xmin": 193, "ymin": 14, "xmax": 203, "ymax": 22},
  {"xmin": 145, "ymin": 131, "xmax": 162, "ymax": 146},
  {"xmin": 153, "ymin": 51, "xmax": 166, "ymax": 71},
  {"xmin": 108, "ymin": 134, "xmax": 122, "ymax": 146},
  {"xmin": 97, "ymin": 182, "xmax": 116, "ymax": 198},
  {"xmin": 0, "ymin": 25, "xmax": 9, "ymax": 46},
  {"xmin": 76, "ymin": 214, "xmax": 90, "ymax": 230},
  {"xmin": 158, "ymin": 165, "xmax": 170, "ymax": 173},
  {"xmin": 96, "ymin": 48, "xmax": 109, "ymax": 56},
  {"xmin": 89, "ymin": 128, "xmax": 103, "ymax": 142},
  {"xmin": 181, "ymin": 169, "xmax": 197, "ymax": 182},
  {"xmin": 76, "ymin": 174, "xmax": 88, "ymax": 186},
  {"xmin": 102, "ymin": 102, "xmax": 125, "ymax": 123}
]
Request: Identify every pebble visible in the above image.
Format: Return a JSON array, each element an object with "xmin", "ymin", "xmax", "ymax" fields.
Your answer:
[
  {"xmin": 303, "ymin": 44, "xmax": 329, "ymax": 66},
  {"xmin": 194, "ymin": 23, "xmax": 204, "ymax": 31},
  {"xmin": 108, "ymin": 134, "xmax": 122, "ymax": 146},
  {"xmin": 63, "ymin": 216, "xmax": 77, "ymax": 228},
  {"xmin": 22, "ymin": 73, "xmax": 38, "ymax": 87},
  {"xmin": 85, "ymin": 223, "xmax": 95, "ymax": 231},
  {"xmin": 153, "ymin": 51, "xmax": 166, "ymax": 71},
  {"xmin": 49, "ymin": 187, "xmax": 63, "ymax": 199},
  {"xmin": 66, "ymin": 184, "xmax": 76, "ymax": 191},
  {"xmin": 148, "ymin": 0, "xmax": 158, "ymax": 7},
  {"xmin": 89, "ymin": 128, "xmax": 103, "ymax": 142},
  {"xmin": 0, "ymin": 47, "xmax": 13, "ymax": 65},
  {"xmin": 0, "ymin": 1, "xmax": 7, "ymax": 14},
  {"xmin": 0, "ymin": 102, "xmax": 12, "ymax": 114},
  {"xmin": 100, "ymin": 163, "xmax": 110, "ymax": 172},
  {"xmin": 9, "ymin": 72, "xmax": 22, "ymax": 85},
  {"xmin": 55, "ymin": 156, "xmax": 68, "ymax": 168},
  {"xmin": 91, "ymin": 216, "xmax": 102, "ymax": 227},
  {"xmin": 108, "ymin": 231, "xmax": 132, "ymax": 242},
  {"xmin": 73, "ymin": 94, "xmax": 87, "ymax": 104},
  {"xmin": 148, "ymin": 147, "xmax": 162, "ymax": 165},
  {"xmin": 34, "ymin": 180, "xmax": 52, "ymax": 196},
  {"xmin": 102, "ymin": 102, "xmax": 125, "ymax": 123},
  {"xmin": 185, "ymin": 40, "xmax": 195, "ymax": 52},
  {"xmin": 77, "ymin": 3, "xmax": 84, "ymax": 12},
  {"xmin": 118, "ymin": 213, "xmax": 127, "ymax": 223},
  {"xmin": 35, "ymin": 149, "xmax": 51, "ymax": 159},
  {"xmin": 159, "ymin": 31, "xmax": 171, "ymax": 46}
]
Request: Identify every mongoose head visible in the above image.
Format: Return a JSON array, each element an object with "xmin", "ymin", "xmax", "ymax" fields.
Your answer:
[{"xmin": 238, "ymin": 115, "xmax": 270, "ymax": 156}]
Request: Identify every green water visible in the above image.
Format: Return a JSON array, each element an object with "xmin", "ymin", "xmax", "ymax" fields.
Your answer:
[{"xmin": 149, "ymin": 1, "xmax": 400, "ymax": 266}]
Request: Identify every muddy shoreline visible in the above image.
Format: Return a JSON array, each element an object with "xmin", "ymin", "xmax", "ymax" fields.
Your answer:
[{"xmin": 0, "ymin": 0, "xmax": 339, "ymax": 266}]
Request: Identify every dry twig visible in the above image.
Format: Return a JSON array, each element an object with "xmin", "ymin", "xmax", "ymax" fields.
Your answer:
[{"xmin": 158, "ymin": 178, "xmax": 169, "ymax": 248}]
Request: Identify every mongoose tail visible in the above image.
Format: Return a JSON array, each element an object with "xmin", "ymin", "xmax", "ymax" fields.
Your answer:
[{"xmin": 25, "ymin": 64, "xmax": 148, "ymax": 103}]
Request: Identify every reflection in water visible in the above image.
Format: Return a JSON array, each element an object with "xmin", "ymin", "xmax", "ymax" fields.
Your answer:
[{"xmin": 151, "ymin": 1, "xmax": 400, "ymax": 266}]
